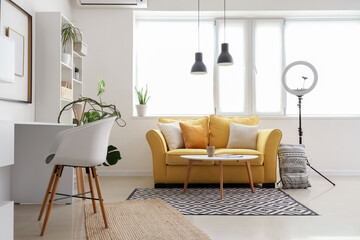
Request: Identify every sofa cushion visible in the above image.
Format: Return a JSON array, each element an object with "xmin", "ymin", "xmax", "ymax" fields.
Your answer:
[
  {"xmin": 227, "ymin": 123, "xmax": 258, "ymax": 150},
  {"xmin": 159, "ymin": 116, "xmax": 209, "ymax": 143},
  {"xmin": 158, "ymin": 121, "xmax": 184, "ymax": 150},
  {"xmin": 179, "ymin": 122, "xmax": 207, "ymax": 149},
  {"xmin": 166, "ymin": 149, "xmax": 214, "ymax": 166},
  {"xmin": 214, "ymin": 148, "xmax": 263, "ymax": 166},
  {"xmin": 209, "ymin": 115, "xmax": 258, "ymax": 148}
]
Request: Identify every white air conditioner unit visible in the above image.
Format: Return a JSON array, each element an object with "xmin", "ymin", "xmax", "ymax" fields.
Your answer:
[{"xmin": 78, "ymin": 0, "xmax": 147, "ymax": 8}]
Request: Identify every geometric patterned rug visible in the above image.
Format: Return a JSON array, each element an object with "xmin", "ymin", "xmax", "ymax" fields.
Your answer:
[{"xmin": 127, "ymin": 188, "xmax": 318, "ymax": 216}]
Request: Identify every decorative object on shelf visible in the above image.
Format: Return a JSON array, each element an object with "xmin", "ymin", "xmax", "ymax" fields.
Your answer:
[
  {"xmin": 6, "ymin": 28, "xmax": 24, "ymax": 77},
  {"xmin": 135, "ymin": 85, "xmax": 150, "ymax": 117},
  {"xmin": 74, "ymin": 67, "xmax": 80, "ymax": 80},
  {"xmin": 0, "ymin": 0, "xmax": 32, "ymax": 103},
  {"xmin": 190, "ymin": 0, "xmax": 207, "ymax": 75},
  {"xmin": 58, "ymin": 77, "xmax": 126, "ymax": 166},
  {"xmin": 282, "ymin": 61, "xmax": 335, "ymax": 186},
  {"xmin": 61, "ymin": 23, "xmax": 82, "ymax": 65},
  {"xmin": 217, "ymin": 0, "xmax": 233, "ymax": 66},
  {"xmin": 60, "ymin": 81, "xmax": 72, "ymax": 100},
  {"xmin": 74, "ymin": 41, "xmax": 88, "ymax": 56},
  {"xmin": 0, "ymin": 35, "xmax": 15, "ymax": 83}
]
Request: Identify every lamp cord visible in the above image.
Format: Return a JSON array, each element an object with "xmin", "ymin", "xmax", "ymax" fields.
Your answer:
[
  {"xmin": 198, "ymin": 0, "xmax": 200, "ymax": 52},
  {"xmin": 224, "ymin": 0, "xmax": 226, "ymax": 43}
]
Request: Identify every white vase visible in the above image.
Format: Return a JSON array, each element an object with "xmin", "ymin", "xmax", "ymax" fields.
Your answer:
[
  {"xmin": 62, "ymin": 53, "xmax": 71, "ymax": 66},
  {"xmin": 136, "ymin": 104, "xmax": 147, "ymax": 117}
]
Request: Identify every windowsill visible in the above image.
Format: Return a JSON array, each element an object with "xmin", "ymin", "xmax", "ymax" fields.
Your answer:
[{"xmin": 132, "ymin": 115, "xmax": 360, "ymax": 120}]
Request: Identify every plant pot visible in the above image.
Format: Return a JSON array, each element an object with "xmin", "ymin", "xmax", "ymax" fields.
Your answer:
[
  {"xmin": 62, "ymin": 53, "xmax": 71, "ymax": 66},
  {"xmin": 136, "ymin": 104, "xmax": 147, "ymax": 117}
]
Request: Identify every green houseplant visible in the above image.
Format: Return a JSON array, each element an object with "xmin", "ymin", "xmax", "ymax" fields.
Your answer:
[
  {"xmin": 135, "ymin": 85, "xmax": 150, "ymax": 117},
  {"xmin": 58, "ymin": 77, "xmax": 126, "ymax": 166},
  {"xmin": 61, "ymin": 23, "xmax": 82, "ymax": 65}
]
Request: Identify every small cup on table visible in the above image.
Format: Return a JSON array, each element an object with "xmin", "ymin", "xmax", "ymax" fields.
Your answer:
[{"xmin": 207, "ymin": 146, "xmax": 215, "ymax": 157}]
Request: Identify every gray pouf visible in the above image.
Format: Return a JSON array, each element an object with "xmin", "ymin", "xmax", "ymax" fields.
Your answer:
[{"xmin": 278, "ymin": 144, "xmax": 311, "ymax": 189}]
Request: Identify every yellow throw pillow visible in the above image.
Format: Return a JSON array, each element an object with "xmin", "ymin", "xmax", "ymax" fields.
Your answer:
[
  {"xmin": 158, "ymin": 116, "xmax": 209, "ymax": 143},
  {"xmin": 179, "ymin": 122, "xmax": 208, "ymax": 149},
  {"xmin": 209, "ymin": 114, "xmax": 259, "ymax": 148}
]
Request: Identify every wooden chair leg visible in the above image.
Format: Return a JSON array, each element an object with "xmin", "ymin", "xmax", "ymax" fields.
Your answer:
[
  {"xmin": 76, "ymin": 168, "xmax": 86, "ymax": 200},
  {"xmin": 92, "ymin": 167, "xmax": 108, "ymax": 228},
  {"xmin": 79, "ymin": 168, "xmax": 86, "ymax": 200},
  {"xmin": 87, "ymin": 168, "xmax": 97, "ymax": 213},
  {"xmin": 40, "ymin": 165, "xmax": 63, "ymax": 236},
  {"xmin": 38, "ymin": 166, "xmax": 57, "ymax": 221}
]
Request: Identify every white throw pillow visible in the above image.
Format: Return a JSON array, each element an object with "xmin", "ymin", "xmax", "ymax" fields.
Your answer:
[
  {"xmin": 226, "ymin": 122, "xmax": 258, "ymax": 149},
  {"xmin": 157, "ymin": 121, "xmax": 185, "ymax": 150}
]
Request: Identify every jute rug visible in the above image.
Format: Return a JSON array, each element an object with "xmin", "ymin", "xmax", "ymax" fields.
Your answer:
[
  {"xmin": 127, "ymin": 188, "xmax": 318, "ymax": 216},
  {"xmin": 84, "ymin": 198, "xmax": 211, "ymax": 240}
]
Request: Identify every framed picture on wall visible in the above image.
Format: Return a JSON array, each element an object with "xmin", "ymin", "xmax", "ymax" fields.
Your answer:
[
  {"xmin": 0, "ymin": 0, "xmax": 32, "ymax": 103},
  {"xmin": 6, "ymin": 27, "xmax": 24, "ymax": 77}
]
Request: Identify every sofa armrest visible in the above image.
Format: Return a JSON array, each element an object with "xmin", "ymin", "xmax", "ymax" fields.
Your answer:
[
  {"xmin": 146, "ymin": 130, "xmax": 168, "ymax": 183},
  {"xmin": 257, "ymin": 129, "xmax": 282, "ymax": 183}
]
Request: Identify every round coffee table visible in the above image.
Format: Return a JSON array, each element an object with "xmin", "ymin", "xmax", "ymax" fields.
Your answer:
[{"xmin": 180, "ymin": 154, "xmax": 258, "ymax": 200}]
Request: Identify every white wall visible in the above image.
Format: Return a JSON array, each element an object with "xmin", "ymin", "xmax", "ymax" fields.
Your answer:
[
  {"xmin": 0, "ymin": 0, "xmax": 73, "ymax": 200},
  {"xmin": 71, "ymin": 0, "xmax": 360, "ymax": 177}
]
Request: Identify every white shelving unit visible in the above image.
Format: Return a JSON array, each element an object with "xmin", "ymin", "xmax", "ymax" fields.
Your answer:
[
  {"xmin": 0, "ymin": 201, "xmax": 13, "ymax": 240},
  {"xmin": 0, "ymin": 121, "xmax": 14, "ymax": 240},
  {"xmin": 36, "ymin": 12, "xmax": 84, "ymax": 124},
  {"xmin": 35, "ymin": 12, "xmax": 85, "ymax": 196}
]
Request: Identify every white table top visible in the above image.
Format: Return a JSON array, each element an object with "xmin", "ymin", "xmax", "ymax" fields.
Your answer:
[{"xmin": 180, "ymin": 154, "xmax": 258, "ymax": 161}]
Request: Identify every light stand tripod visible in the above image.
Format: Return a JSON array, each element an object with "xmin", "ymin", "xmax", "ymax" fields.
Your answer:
[{"xmin": 297, "ymin": 96, "xmax": 335, "ymax": 186}]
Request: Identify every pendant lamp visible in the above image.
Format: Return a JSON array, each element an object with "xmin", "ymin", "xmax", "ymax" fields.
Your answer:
[
  {"xmin": 191, "ymin": 0, "xmax": 207, "ymax": 75},
  {"xmin": 217, "ymin": 0, "xmax": 233, "ymax": 66}
]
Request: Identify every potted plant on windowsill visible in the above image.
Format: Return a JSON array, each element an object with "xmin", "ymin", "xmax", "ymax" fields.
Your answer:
[
  {"xmin": 135, "ymin": 85, "xmax": 150, "ymax": 117},
  {"xmin": 61, "ymin": 23, "xmax": 82, "ymax": 65}
]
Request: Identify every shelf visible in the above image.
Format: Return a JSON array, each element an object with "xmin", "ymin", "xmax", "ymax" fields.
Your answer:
[
  {"xmin": 61, "ymin": 97, "xmax": 73, "ymax": 102},
  {"xmin": 61, "ymin": 62, "xmax": 72, "ymax": 70},
  {"xmin": 73, "ymin": 51, "xmax": 82, "ymax": 59},
  {"xmin": 73, "ymin": 78, "xmax": 82, "ymax": 84}
]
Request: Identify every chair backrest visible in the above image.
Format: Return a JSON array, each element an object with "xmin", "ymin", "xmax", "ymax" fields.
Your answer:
[{"xmin": 47, "ymin": 117, "xmax": 116, "ymax": 167}]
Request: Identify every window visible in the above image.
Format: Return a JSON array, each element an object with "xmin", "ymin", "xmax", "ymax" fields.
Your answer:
[
  {"xmin": 216, "ymin": 19, "xmax": 284, "ymax": 115},
  {"xmin": 285, "ymin": 20, "xmax": 360, "ymax": 115},
  {"xmin": 254, "ymin": 20, "xmax": 284, "ymax": 114},
  {"xmin": 135, "ymin": 18, "xmax": 360, "ymax": 116},
  {"xmin": 135, "ymin": 20, "xmax": 215, "ymax": 115},
  {"xmin": 216, "ymin": 20, "xmax": 247, "ymax": 114}
]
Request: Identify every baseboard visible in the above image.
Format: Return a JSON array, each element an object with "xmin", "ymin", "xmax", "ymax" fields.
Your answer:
[
  {"xmin": 308, "ymin": 170, "xmax": 360, "ymax": 176},
  {"xmin": 97, "ymin": 169, "xmax": 360, "ymax": 177},
  {"xmin": 97, "ymin": 170, "xmax": 153, "ymax": 177}
]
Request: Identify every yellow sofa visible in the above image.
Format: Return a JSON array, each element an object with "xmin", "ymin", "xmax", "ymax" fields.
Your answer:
[{"xmin": 146, "ymin": 115, "xmax": 282, "ymax": 188}]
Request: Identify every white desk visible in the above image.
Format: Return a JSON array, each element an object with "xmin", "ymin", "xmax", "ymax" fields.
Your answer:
[{"xmin": 11, "ymin": 122, "xmax": 74, "ymax": 204}]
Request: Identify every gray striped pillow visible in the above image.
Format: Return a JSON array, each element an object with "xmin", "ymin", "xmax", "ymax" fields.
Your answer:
[{"xmin": 278, "ymin": 144, "xmax": 311, "ymax": 189}]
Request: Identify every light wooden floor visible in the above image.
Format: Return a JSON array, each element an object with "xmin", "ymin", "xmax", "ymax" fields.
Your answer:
[{"xmin": 14, "ymin": 176, "xmax": 360, "ymax": 240}]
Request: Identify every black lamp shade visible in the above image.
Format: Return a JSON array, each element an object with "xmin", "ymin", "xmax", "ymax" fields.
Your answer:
[
  {"xmin": 217, "ymin": 43, "xmax": 233, "ymax": 66},
  {"xmin": 191, "ymin": 52, "xmax": 207, "ymax": 75}
]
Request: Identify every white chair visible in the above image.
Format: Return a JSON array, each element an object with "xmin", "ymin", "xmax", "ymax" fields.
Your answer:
[{"xmin": 38, "ymin": 117, "xmax": 116, "ymax": 236}]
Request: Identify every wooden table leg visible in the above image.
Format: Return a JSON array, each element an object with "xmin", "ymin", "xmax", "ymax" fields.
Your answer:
[
  {"xmin": 183, "ymin": 160, "xmax": 193, "ymax": 193},
  {"xmin": 245, "ymin": 160, "xmax": 255, "ymax": 193},
  {"xmin": 220, "ymin": 161, "xmax": 223, "ymax": 200}
]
